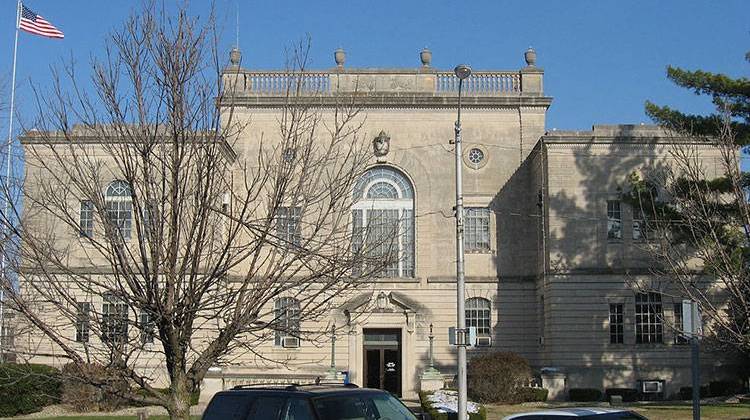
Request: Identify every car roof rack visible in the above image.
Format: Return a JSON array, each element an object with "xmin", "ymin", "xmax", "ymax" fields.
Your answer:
[
  {"xmin": 231, "ymin": 383, "xmax": 300, "ymax": 391},
  {"xmin": 230, "ymin": 382, "xmax": 359, "ymax": 391},
  {"xmin": 296, "ymin": 382, "xmax": 359, "ymax": 388}
]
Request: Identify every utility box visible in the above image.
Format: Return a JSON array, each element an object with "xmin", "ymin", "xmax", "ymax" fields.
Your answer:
[
  {"xmin": 448, "ymin": 326, "xmax": 477, "ymax": 347},
  {"xmin": 682, "ymin": 300, "xmax": 702, "ymax": 338}
]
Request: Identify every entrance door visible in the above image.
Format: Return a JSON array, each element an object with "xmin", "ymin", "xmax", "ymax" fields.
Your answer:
[{"xmin": 363, "ymin": 329, "xmax": 401, "ymax": 396}]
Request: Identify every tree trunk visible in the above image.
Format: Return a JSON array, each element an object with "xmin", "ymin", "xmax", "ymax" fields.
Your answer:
[{"xmin": 167, "ymin": 377, "xmax": 192, "ymax": 420}]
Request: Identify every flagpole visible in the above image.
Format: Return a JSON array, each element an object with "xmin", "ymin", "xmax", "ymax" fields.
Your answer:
[{"xmin": 0, "ymin": 0, "xmax": 22, "ymax": 362}]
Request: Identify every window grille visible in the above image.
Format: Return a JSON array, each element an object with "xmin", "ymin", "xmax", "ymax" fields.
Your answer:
[
  {"xmin": 274, "ymin": 297, "xmax": 300, "ymax": 346},
  {"xmin": 607, "ymin": 200, "xmax": 622, "ymax": 240},
  {"xmin": 75, "ymin": 302, "xmax": 91, "ymax": 343},
  {"xmin": 609, "ymin": 303, "xmax": 624, "ymax": 344},
  {"xmin": 635, "ymin": 292, "xmax": 663, "ymax": 344},
  {"xmin": 276, "ymin": 206, "xmax": 302, "ymax": 247},
  {"xmin": 465, "ymin": 208, "xmax": 491, "ymax": 251},
  {"xmin": 105, "ymin": 180, "xmax": 132, "ymax": 239},
  {"xmin": 79, "ymin": 201, "xmax": 94, "ymax": 238},
  {"xmin": 465, "ymin": 297, "xmax": 491, "ymax": 336},
  {"xmin": 102, "ymin": 294, "xmax": 128, "ymax": 345}
]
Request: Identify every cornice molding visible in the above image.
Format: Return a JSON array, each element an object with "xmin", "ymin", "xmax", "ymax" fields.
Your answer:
[{"xmin": 219, "ymin": 95, "xmax": 553, "ymax": 110}]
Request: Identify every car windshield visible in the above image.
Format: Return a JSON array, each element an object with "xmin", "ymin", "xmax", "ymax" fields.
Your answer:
[{"xmin": 312, "ymin": 393, "xmax": 417, "ymax": 420}]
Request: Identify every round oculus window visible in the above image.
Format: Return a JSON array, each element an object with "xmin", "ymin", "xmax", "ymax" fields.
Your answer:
[
  {"xmin": 468, "ymin": 148, "xmax": 485, "ymax": 165},
  {"xmin": 282, "ymin": 148, "xmax": 296, "ymax": 162}
]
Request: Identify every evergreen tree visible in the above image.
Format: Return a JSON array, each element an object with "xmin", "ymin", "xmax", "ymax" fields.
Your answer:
[{"xmin": 627, "ymin": 51, "xmax": 750, "ymax": 353}]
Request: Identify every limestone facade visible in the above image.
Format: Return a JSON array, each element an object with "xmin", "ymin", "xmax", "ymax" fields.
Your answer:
[{"xmin": 17, "ymin": 48, "xmax": 741, "ymax": 401}]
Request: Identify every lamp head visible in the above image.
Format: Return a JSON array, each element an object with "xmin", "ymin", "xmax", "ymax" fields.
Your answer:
[{"xmin": 454, "ymin": 64, "xmax": 472, "ymax": 80}]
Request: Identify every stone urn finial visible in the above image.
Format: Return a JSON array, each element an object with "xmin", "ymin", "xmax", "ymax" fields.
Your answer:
[
  {"xmin": 524, "ymin": 47, "xmax": 537, "ymax": 67},
  {"xmin": 420, "ymin": 47, "xmax": 432, "ymax": 67},
  {"xmin": 229, "ymin": 47, "xmax": 242, "ymax": 66},
  {"xmin": 334, "ymin": 48, "xmax": 346, "ymax": 68}
]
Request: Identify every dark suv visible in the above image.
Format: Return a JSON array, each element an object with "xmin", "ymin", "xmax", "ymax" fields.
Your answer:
[{"xmin": 202, "ymin": 383, "xmax": 427, "ymax": 420}]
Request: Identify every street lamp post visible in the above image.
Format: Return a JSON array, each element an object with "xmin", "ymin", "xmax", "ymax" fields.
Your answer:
[{"xmin": 453, "ymin": 64, "xmax": 471, "ymax": 420}]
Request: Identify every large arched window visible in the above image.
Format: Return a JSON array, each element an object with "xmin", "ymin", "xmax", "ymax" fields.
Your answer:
[
  {"xmin": 352, "ymin": 166, "xmax": 415, "ymax": 278},
  {"xmin": 105, "ymin": 180, "xmax": 133, "ymax": 239},
  {"xmin": 465, "ymin": 297, "xmax": 491, "ymax": 337}
]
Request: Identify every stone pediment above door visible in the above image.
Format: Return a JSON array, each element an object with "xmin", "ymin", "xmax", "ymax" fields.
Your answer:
[
  {"xmin": 337, "ymin": 290, "xmax": 428, "ymax": 333},
  {"xmin": 340, "ymin": 290, "xmax": 424, "ymax": 313}
]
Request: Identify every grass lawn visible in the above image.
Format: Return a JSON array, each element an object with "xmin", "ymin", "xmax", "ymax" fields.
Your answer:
[{"xmin": 484, "ymin": 403, "xmax": 750, "ymax": 420}]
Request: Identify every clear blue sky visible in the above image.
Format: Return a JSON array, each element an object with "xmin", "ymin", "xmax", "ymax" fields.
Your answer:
[{"xmin": 1, "ymin": 0, "xmax": 748, "ymax": 166}]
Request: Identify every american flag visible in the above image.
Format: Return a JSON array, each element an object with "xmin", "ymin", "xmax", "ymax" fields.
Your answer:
[{"xmin": 19, "ymin": 4, "xmax": 64, "ymax": 39}]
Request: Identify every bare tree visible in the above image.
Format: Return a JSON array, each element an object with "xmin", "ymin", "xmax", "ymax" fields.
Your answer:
[
  {"xmin": 0, "ymin": 4, "xmax": 389, "ymax": 419},
  {"xmin": 627, "ymin": 103, "xmax": 750, "ymax": 353}
]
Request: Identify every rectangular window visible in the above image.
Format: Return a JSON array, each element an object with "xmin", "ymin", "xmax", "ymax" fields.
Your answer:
[
  {"xmin": 102, "ymin": 294, "xmax": 128, "ymax": 345},
  {"xmin": 75, "ymin": 302, "xmax": 91, "ymax": 343},
  {"xmin": 673, "ymin": 303, "xmax": 689, "ymax": 345},
  {"xmin": 79, "ymin": 201, "xmax": 94, "ymax": 238},
  {"xmin": 140, "ymin": 311, "xmax": 155, "ymax": 345},
  {"xmin": 464, "ymin": 208, "xmax": 491, "ymax": 251},
  {"xmin": 607, "ymin": 200, "xmax": 622, "ymax": 240},
  {"xmin": 609, "ymin": 303, "xmax": 624, "ymax": 344},
  {"xmin": 0, "ymin": 324, "xmax": 13, "ymax": 350},
  {"xmin": 274, "ymin": 298, "xmax": 300, "ymax": 346},
  {"xmin": 635, "ymin": 292, "xmax": 663, "ymax": 344},
  {"xmin": 276, "ymin": 206, "xmax": 301, "ymax": 247},
  {"xmin": 106, "ymin": 201, "xmax": 132, "ymax": 239}
]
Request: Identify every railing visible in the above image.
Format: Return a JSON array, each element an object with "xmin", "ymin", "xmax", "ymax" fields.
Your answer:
[
  {"xmin": 231, "ymin": 70, "xmax": 522, "ymax": 95},
  {"xmin": 246, "ymin": 72, "xmax": 331, "ymax": 95},
  {"xmin": 435, "ymin": 71, "xmax": 520, "ymax": 94}
]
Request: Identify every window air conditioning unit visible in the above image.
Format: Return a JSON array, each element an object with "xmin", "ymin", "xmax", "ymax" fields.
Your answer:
[
  {"xmin": 282, "ymin": 337, "xmax": 300, "ymax": 348},
  {"xmin": 641, "ymin": 380, "xmax": 663, "ymax": 394},
  {"xmin": 475, "ymin": 336, "xmax": 492, "ymax": 347}
]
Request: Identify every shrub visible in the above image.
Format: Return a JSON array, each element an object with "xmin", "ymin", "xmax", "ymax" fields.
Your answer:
[
  {"xmin": 0, "ymin": 363, "xmax": 62, "ymax": 417},
  {"xmin": 517, "ymin": 387, "xmax": 548, "ymax": 402},
  {"xmin": 419, "ymin": 391, "xmax": 487, "ymax": 420},
  {"xmin": 61, "ymin": 363, "xmax": 130, "ymax": 411},
  {"xmin": 605, "ymin": 388, "xmax": 639, "ymax": 403},
  {"xmin": 569, "ymin": 388, "xmax": 603, "ymax": 402},
  {"xmin": 467, "ymin": 352, "xmax": 532, "ymax": 403},
  {"xmin": 708, "ymin": 380, "xmax": 743, "ymax": 397},
  {"xmin": 678, "ymin": 386, "xmax": 709, "ymax": 400}
]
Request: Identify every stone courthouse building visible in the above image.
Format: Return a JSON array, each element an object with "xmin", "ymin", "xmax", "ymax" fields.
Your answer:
[{"xmin": 19, "ymin": 47, "xmax": 741, "ymax": 401}]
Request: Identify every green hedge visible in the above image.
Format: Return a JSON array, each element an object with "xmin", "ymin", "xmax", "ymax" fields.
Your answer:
[
  {"xmin": 569, "ymin": 388, "xmax": 603, "ymax": 402},
  {"xmin": 678, "ymin": 380, "xmax": 743, "ymax": 400},
  {"xmin": 0, "ymin": 364, "xmax": 62, "ymax": 416},
  {"xmin": 419, "ymin": 391, "xmax": 487, "ymax": 420},
  {"xmin": 708, "ymin": 380, "xmax": 744, "ymax": 397},
  {"xmin": 605, "ymin": 388, "xmax": 639, "ymax": 403}
]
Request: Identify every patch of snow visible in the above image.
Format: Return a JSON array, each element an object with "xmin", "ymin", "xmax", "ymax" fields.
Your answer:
[{"xmin": 427, "ymin": 390, "xmax": 480, "ymax": 414}]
